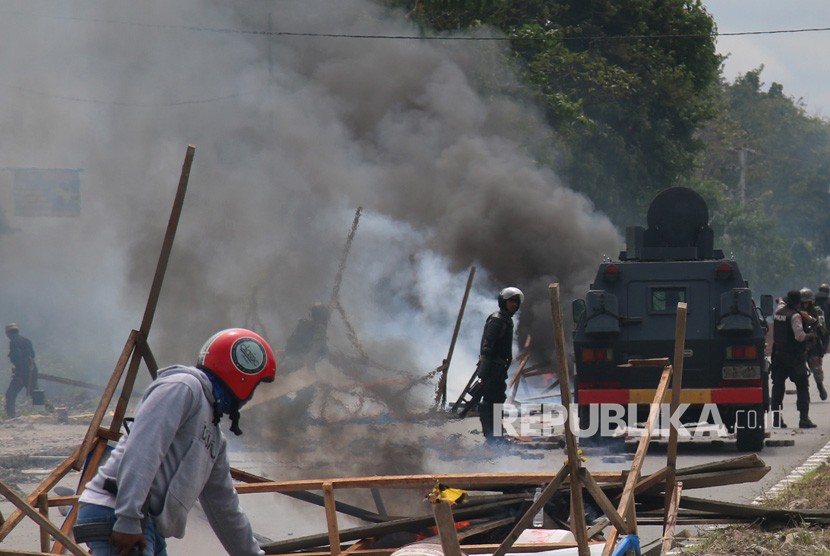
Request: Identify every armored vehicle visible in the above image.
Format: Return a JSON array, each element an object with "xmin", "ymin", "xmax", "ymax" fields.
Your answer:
[{"xmin": 572, "ymin": 187, "xmax": 773, "ymax": 452}]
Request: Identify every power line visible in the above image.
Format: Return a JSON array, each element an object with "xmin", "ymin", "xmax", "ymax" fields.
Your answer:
[{"xmin": 5, "ymin": 8, "xmax": 830, "ymax": 42}]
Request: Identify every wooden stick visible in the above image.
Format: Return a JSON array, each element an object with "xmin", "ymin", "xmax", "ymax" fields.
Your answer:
[
  {"xmin": 661, "ymin": 481, "xmax": 683, "ymax": 555},
  {"xmin": 602, "ymin": 366, "xmax": 672, "ymax": 555},
  {"xmin": 139, "ymin": 144, "xmax": 195, "ymax": 338},
  {"xmin": 0, "ymin": 481, "xmax": 86, "ymax": 556},
  {"xmin": 323, "ymin": 483, "xmax": 341, "ymax": 556},
  {"xmin": 548, "ymin": 284, "xmax": 590, "ymax": 556},
  {"xmin": 439, "ymin": 266, "xmax": 476, "ymax": 407},
  {"xmin": 432, "ymin": 501, "xmax": 462, "ymax": 556},
  {"xmin": 664, "ymin": 302, "xmax": 687, "ymax": 529},
  {"xmin": 37, "ymin": 493, "xmax": 49, "ymax": 553},
  {"xmin": 0, "ymin": 447, "xmax": 79, "ymax": 540},
  {"xmin": 74, "ymin": 330, "xmax": 137, "ymax": 469},
  {"xmin": 578, "ymin": 469, "xmax": 627, "ymax": 532}
]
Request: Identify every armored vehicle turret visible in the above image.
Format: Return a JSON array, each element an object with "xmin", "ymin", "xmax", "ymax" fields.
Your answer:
[{"xmin": 572, "ymin": 187, "xmax": 773, "ymax": 451}]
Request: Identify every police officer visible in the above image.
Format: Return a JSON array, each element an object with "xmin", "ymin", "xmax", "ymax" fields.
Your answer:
[
  {"xmin": 771, "ymin": 290, "xmax": 817, "ymax": 428},
  {"xmin": 477, "ymin": 287, "xmax": 523, "ymax": 443},
  {"xmin": 815, "ymin": 284, "xmax": 830, "ymax": 317},
  {"xmin": 800, "ymin": 288, "xmax": 828, "ymax": 400}
]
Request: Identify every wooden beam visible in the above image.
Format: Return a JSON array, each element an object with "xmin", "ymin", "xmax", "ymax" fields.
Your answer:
[
  {"xmin": 0, "ymin": 448, "xmax": 79, "ymax": 540},
  {"xmin": 548, "ymin": 284, "xmax": 590, "ymax": 556},
  {"xmin": 661, "ymin": 481, "xmax": 683, "ymax": 555},
  {"xmin": 664, "ymin": 302, "xmax": 687, "ymax": 529},
  {"xmin": 438, "ymin": 266, "xmax": 475, "ymax": 407},
  {"xmin": 260, "ymin": 499, "xmax": 524, "ymax": 554},
  {"xmin": 323, "ymin": 483, "xmax": 341, "ymax": 556},
  {"xmin": 235, "ymin": 472, "xmax": 591, "ymax": 494},
  {"xmin": 602, "ymin": 366, "xmax": 672, "ymax": 555},
  {"xmin": 432, "ymin": 501, "xmax": 462, "ymax": 556},
  {"xmin": 578, "ymin": 469, "xmax": 627, "ymax": 532},
  {"xmin": 74, "ymin": 330, "xmax": 137, "ymax": 469},
  {"xmin": 0, "ymin": 481, "xmax": 86, "ymax": 556},
  {"xmin": 37, "ymin": 493, "xmax": 49, "ymax": 553}
]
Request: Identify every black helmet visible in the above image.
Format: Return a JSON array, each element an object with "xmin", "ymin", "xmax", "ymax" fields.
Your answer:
[
  {"xmin": 800, "ymin": 288, "xmax": 814, "ymax": 302},
  {"xmin": 498, "ymin": 287, "xmax": 524, "ymax": 313},
  {"xmin": 820, "ymin": 283, "xmax": 830, "ymax": 294},
  {"xmin": 786, "ymin": 290, "xmax": 802, "ymax": 307}
]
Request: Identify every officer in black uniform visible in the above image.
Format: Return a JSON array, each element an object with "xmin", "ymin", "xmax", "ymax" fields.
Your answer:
[
  {"xmin": 771, "ymin": 290, "xmax": 817, "ymax": 429},
  {"xmin": 477, "ymin": 286, "xmax": 523, "ymax": 443}
]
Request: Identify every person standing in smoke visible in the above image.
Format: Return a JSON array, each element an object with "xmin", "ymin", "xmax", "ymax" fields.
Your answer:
[
  {"xmin": 4, "ymin": 323, "xmax": 38, "ymax": 419},
  {"xmin": 477, "ymin": 287, "xmax": 523, "ymax": 444},
  {"xmin": 771, "ymin": 291, "xmax": 817, "ymax": 429}
]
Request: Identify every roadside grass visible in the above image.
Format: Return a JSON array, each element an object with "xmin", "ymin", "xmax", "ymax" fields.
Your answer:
[{"xmin": 678, "ymin": 463, "xmax": 830, "ymax": 555}]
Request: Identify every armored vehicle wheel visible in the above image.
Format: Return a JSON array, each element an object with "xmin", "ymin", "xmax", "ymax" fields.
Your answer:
[{"xmin": 735, "ymin": 405, "xmax": 766, "ymax": 452}]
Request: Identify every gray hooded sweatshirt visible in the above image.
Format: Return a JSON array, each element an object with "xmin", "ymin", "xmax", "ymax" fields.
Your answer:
[{"xmin": 79, "ymin": 365, "xmax": 263, "ymax": 556}]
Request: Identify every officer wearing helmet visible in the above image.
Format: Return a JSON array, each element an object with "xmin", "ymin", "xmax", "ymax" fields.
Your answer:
[
  {"xmin": 771, "ymin": 291, "xmax": 817, "ymax": 429},
  {"xmin": 800, "ymin": 287, "xmax": 828, "ymax": 400},
  {"xmin": 76, "ymin": 329, "xmax": 276, "ymax": 556},
  {"xmin": 815, "ymin": 284, "xmax": 830, "ymax": 332},
  {"xmin": 477, "ymin": 287, "xmax": 523, "ymax": 443}
]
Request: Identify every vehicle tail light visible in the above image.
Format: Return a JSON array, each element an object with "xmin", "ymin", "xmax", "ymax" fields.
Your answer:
[
  {"xmin": 715, "ymin": 262, "xmax": 734, "ymax": 281},
  {"xmin": 603, "ymin": 264, "xmax": 621, "ymax": 282},
  {"xmin": 726, "ymin": 345, "xmax": 758, "ymax": 360},
  {"xmin": 581, "ymin": 348, "xmax": 613, "ymax": 362}
]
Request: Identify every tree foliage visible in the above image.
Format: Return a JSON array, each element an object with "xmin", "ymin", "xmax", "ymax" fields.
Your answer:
[
  {"xmin": 382, "ymin": 0, "xmax": 722, "ymax": 224},
  {"xmin": 380, "ymin": 1, "xmax": 830, "ymax": 291}
]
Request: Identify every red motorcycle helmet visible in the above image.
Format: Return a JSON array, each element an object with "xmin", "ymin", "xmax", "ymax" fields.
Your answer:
[{"xmin": 197, "ymin": 328, "xmax": 276, "ymax": 402}]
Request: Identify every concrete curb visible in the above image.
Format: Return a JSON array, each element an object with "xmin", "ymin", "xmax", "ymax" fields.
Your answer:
[
  {"xmin": 666, "ymin": 437, "xmax": 830, "ymax": 554},
  {"xmin": 752, "ymin": 436, "xmax": 830, "ymax": 503}
]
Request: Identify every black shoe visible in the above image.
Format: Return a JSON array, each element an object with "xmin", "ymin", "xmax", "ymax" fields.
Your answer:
[
  {"xmin": 772, "ymin": 414, "xmax": 787, "ymax": 429},
  {"xmin": 799, "ymin": 418, "xmax": 817, "ymax": 429},
  {"xmin": 819, "ymin": 385, "xmax": 828, "ymax": 401}
]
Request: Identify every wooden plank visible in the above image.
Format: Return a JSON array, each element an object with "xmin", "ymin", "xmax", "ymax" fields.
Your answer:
[
  {"xmin": 578, "ymin": 469, "xmax": 627, "ymax": 533},
  {"xmin": 139, "ymin": 144, "xmax": 195, "ymax": 337},
  {"xmin": 74, "ymin": 330, "xmax": 137, "ymax": 469},
  {"xmin": 661, "ymin": 482, "xmax": 683, "ymax": 555},
  {"xmin": 323, "ymin": 483, "xmax": 341, "ymax": 556},
  {"xmin": 52, "ymin": 439, "xmax": 108, "ymax": 553},
  {"xmin": 260, "ymin": 499, "xmax": 525, "ymax": 554},
  {"xmin": 432, "ymin": 501, "xmax": 462, "ymax": 556},
  {"xmin": 675, "ymin": 453, "xmax": 767, "ymax": 475},
  {"xmin": 236, "ymin": 472, "xmax": 593, "ymax": 494},
  {"xmin": 602, "ymin": 366, "xmax": 672, "ymax": 555},
  {"xmin": 37, "ymin": 494, "xmax": 49, "ymax": 553},
  {"xmin": 438, "ymin": 266, "xmax": 476, "ymax": 407},
  {"xmin": 664, "ymin": 303, "xmax": 687, "ymax": 529},
  {"xmin": 0, "ymin": 448, "xmax": 79, "ymax": 540},
  {"xmin": 491, "ymin": 463, "xmax": 570, "ymax": 556},
  {"xmin": 548, "ymin": 284, "xmax": 589, "ymax": 556},
  {"xmin": 0, "ymin": 481, "xmax": 86, "ymax": 556}
]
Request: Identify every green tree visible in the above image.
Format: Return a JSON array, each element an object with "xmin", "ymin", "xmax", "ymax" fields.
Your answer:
[
  {"xmin": 695, "ymin": 68, "xmax": 830, "ymax": 292},
  {"xmin": 382, "ymin": 0, "xmax": 722, "ymax": 225}
]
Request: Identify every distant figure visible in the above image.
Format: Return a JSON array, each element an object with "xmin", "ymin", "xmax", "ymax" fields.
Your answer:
[
  {"xmin": 477, "ymin": 287, "xmax": 523, "ymax": 443},
  {"xmin": 4, "ymin": 323, "xmax": 38, "ymax": 418},
  {"xmin": 800, "ymin": 288, "xmax": 828, "ymax": 400},
  {"xmin": 284, "ymin": 302, "xmax": 330, "ymax": 370},
  {"xmin": 771, "ymin": 290, "xmax": 816, "ymax": 429}
]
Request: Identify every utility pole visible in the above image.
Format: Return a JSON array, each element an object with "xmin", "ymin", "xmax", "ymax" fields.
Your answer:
[{"xmin": 735, "ymin": 146, "xmax": 756, "ymax": 205}]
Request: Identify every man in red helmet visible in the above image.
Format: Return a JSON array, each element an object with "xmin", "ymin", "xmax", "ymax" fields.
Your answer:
[{"xmin": 75, "ymin": 329, "xmax": 276, "ymax": 556}]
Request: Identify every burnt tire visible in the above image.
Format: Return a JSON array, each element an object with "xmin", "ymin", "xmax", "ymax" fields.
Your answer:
[{"xmin": 735, "ymin": 405, "xmax": 765, "ymax": 452}]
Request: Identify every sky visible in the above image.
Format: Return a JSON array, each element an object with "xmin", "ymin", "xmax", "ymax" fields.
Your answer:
[{"xmin": 705, "ymin": 1, "xmax": 830, "ymax": 118}]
